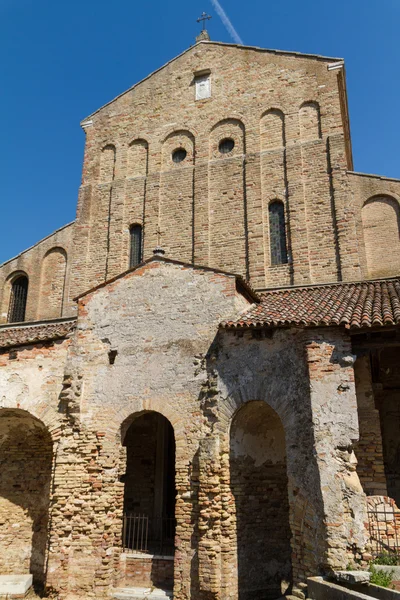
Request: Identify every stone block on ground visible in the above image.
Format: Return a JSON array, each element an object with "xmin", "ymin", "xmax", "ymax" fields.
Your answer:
[
  {"xmin": 0, "ymin": 575, "xmax": 33, "ymax": 598},
  {"xmin": 333, "ymin": 571, "xmax": 371, "ymax": 585}
]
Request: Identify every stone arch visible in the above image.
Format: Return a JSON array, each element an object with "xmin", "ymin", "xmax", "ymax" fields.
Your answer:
[
  {"xmin": 100, "ymin": 143, "xmax": 116, "ymax": 182},
  {"xmin": 361, "ymin": 195, "xmax": 400, "ymax": 278},
  {"xmin": 38, "ymin": 247, "xmax": 67, "ymax": 320},
  {"xmin": 260, "ymin": 108, "xmax": 285, "ymax": 150},
  {"xmin": 127, "ymin": 138, "xmax": 148, "ymax": 178},
  {"xmin": 299, "ymin": 101, "xmax": 321, "ymax": 141},
  {"xmin": 104, "ymin": 399, "xmax": 186, "ymax": 447},
  {"xmin": 209, "ymin": 118, "xmax": 245, "ymax": 158},
  {"xmin": 0, "ymin": 408, "xmax": 53, "ymax": 587},
  {"xmin": 216, "ymin": 380, "xmax": 326, "ymax": 586},
  {"xmin": 161, "ymin": 129, "xmax": 195, "ymax": 168},
  {"xmin": 230, "ymin": 400, "xmax": 292, "ymax": 599}
]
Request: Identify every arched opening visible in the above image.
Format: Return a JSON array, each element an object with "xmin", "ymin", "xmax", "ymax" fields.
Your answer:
[
  {"xmin": 269, "ymin": 201, "xmax": 288, "ymax": 265},
  {"xmin": 121, "ymin": 412, "xmax": 175, "ymax": 591},
  {"xmin": 0, "ymin": 409, "xmax": 53, "ymax": 589},
  {"xmin": 8, "ymin": 274, "xmax": 29, "ymax": 323},
  {"xmin": 129, "ymin": 224, "xmax": 143, "ymax": 268},
  {"xmin": 230, "ymin": 401, "xmax": 292, "ymax": 600}
]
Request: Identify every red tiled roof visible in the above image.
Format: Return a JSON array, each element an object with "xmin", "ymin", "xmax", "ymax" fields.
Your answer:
[
  {"xmin": 221, "ymin": 279, "xmax": 400, "ymax": 329},
  {"xmin": 0, "ymin": 318, "xmax": 76, "ymax": 349}
]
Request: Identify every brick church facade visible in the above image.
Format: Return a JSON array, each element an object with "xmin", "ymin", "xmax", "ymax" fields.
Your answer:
[{"xmin": 0, "ymin": 39, "xmax": 400, "ymax": 600}]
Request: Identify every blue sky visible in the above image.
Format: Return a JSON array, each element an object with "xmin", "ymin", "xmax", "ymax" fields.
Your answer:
[{"xmin": 1, "ymin": 0, "xmax": 399, "ymax": 264}]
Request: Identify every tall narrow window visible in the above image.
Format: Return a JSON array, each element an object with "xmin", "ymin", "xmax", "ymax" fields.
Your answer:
[
  {"xmin": 8, "ymin": 275, "xmax": 29, "ymax": 323},
  {"xmin": 269, "ymin": 201, "xmax": 288, "ymax": 265},
  {"xmin": 129, "ymin": 225, "xmax": 143, "ymax": 268}
]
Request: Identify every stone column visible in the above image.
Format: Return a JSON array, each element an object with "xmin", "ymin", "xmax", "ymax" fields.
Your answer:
[{"xmin": 303, "ymin": 328, "xmax": 368, "ymax": 572}]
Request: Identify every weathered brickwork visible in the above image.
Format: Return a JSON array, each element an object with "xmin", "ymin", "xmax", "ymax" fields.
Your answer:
[
  {"xmin": 348, "ymin": 172, "xmax": 400, "ymax": 280},
  {"xmin": 0, "ymin": 223, "xmax": 75, "ymax": 324},
  {"xmin": 1, "ymin": 37, "xmax": 400, "ymax": 600},
  {"xmin": 69, "ymin": 42, "xmax": 378, "ymax": 299},
  {"xmin": 0, "ymin": 260, "xmax": 371, "ymax": 599},
  {"xmin": 1, "ymin": 42, "xmax": 400, "ymax": 323}
]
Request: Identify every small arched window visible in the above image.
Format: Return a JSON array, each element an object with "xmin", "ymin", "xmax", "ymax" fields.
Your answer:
[
  {"xmin": 129, "ymin": 225, "xmax": 143, "ymax": 268},
  {"xmin": 8, "ymin": 275, "xmax": 29, "ymax": 323},
  {"xmin": 269, "ymin": 201, "xmax": 288, "ymax": 265}
]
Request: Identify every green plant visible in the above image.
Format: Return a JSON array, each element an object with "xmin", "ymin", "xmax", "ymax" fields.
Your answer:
[
  {"xmin": 372, "ymin": 552, "xmax": 399, "ymax": 566},
  {"xmin": 369, "ymin": 565, "xmax": 394, "ymax": 588}
]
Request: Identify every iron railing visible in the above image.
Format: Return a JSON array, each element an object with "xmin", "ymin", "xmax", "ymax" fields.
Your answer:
[
  {"xmin": 123, "ymin": 514, "xmax": 175, "ymax": 555},
  {"xmin": 367, "ymin": 504, "xmax": 400, "ymax": 557}
]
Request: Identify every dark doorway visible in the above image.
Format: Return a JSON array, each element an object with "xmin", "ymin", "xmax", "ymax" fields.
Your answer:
[
  {"xmin": 230, "ymin": 401, "xmax": 292, "ymax": 600},
  {"xmin": 122, "ymin": 412, "xmax": 176, "ymax": 555},
  {"xmin": 0, "ymin": 409, "xmax": 52, "ymax": 589}
]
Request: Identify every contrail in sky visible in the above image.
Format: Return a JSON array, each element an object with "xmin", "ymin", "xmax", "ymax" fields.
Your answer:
[{"xmin": 210, "ymin": 0, "xmax": 244, "ymax": 45}]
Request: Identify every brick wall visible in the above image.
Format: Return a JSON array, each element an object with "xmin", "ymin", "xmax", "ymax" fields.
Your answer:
[
  {"xmin": 0, "ymin": 410, "xmax": 53, "ymax": 584},
  {"xmin": 0, "ymin": 259, "xmax": 374, "ymax": 599},
  {"xmin": 230, "ymin": 400, "xmax": 291, "ymax": 599},
  {"xmin": 70, "ymin": 42, "xmax": 363, "ymax": 299},
  {"xmin": 348, "ymin": 172, "xmax": 400, "ymax": 280},
  {"xmin": 0, "ymin": 223, "xmax": 75, "ymax": 324}
]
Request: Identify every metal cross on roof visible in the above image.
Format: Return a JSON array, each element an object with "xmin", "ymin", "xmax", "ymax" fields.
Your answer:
[{"xmin": 197, "ymin": 12, "xmax": 212, "ymax": 31}]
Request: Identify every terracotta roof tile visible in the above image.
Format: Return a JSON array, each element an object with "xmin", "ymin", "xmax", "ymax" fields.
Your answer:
[
  {"xmin": 0, "ymin": 318, "xmax": 76, "ymax": 349},
  {"xmin": 221, "ymin": 279, "xmax": 400, "ymax": 329}
]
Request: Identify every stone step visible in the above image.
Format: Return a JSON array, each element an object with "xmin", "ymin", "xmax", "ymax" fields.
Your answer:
[{"xmin": 113, "ymin": 587, "xmax": 173, "ymax": 600}]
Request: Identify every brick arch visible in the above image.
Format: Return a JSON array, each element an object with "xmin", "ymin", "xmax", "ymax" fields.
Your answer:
[
  {"xmin": 209, "ymin": 117, "xmax": 246, "ymax": 158},
  {"xmin": 0, "ymin": 407, "xmax": 54, "ymax": 583},
  {"xmin": 361, "ymin": 194, "xmax": 400, "ymax": 278},
  {"xmin": 127, "ymin": 138, "xmax": 149, "ymax": 178},
  {"xmin": 161, "ymin": 129, "xmax": 195, "ymax": 168},
  {"xmin": 0, "ymin": 402, "xmax": 63, "ymax": 444},
  {"xmin": 161, "ymin": 126, "xmax": 198, "ymax": 144},
  {"xmin": 218, "ymin": 393, "xmax": 324, "ymax": 585},
  {"xmin": 38, "ymin": 247, "xmax": 68, "ymax": 320},
  {"xmin": 208, "ymin": 114, "xmax": 249, "ymax": 133},
  {"xmin": 2, "ymin": 270, "xmax": 29, "ymax": 321},
  {"xmin": 97, "ymin": 399, "xmax": 186, "ymax": 446},
  {"xmin": 99, "ymin": 143, "xmax": 116, "ymax": 182},
  {"xmin": 299, "ymin": 100, "xmax": 321, "ymax": 141},
  {"xmin": 260, "ymin": 108, "xmax": 286, "ymax": 149}
]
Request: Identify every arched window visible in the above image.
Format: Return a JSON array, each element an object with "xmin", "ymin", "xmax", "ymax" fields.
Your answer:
[
  {"xmin": 269, "ymin": 201, "xmax": 288, "ymax": 265},
  {"xmin": 8, "ymin": 275, "xmax": 29, "ymax": 323},
  {"xmin": 129, "ymin": 224, "xmax": 143, "ymax": 268}
]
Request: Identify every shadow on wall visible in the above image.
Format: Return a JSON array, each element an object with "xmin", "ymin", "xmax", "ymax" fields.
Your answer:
[
  {"xmin": 231, "ymin": 400, "xmax": 292, "ymax": 600},
  {"xmin": 211, "ymin": 328, "xmax": 330, "ymax": 590},
  {"xmin": 0, "ymin": 409, "xmax": 53, "ymax": 590}
]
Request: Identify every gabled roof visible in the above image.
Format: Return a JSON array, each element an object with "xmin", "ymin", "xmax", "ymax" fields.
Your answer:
[
  {"xmin": 221, "ymin": 279, "xmax": 400, "ymax": 330},
  {"xmin": 81, "ymin": 40, "xmax": 344, "ymax": 123},
  {"xmin": 74, "ymin": 255, "xmax": 259, "ymax": 303}
]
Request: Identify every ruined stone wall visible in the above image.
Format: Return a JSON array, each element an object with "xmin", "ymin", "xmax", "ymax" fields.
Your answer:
[
  {"xmin": 214, "ymin": 325, "xmax": 368, "ymax": 595},
  {"xmin": 0, "ymin": 262, "xmax": 370, "ymax": 599},
  {"xmin": 0, "ymin": 334, "xmax": 71, "ymax": 585},
  {"xmin": 71, "ymin": 41, "xmax": 363, "ymax": 297},
  {"xmin": 0, "ymin": 411, "xmax": 53, "ymax": 584},
  {"xmin": 230, "ymin": 401, "xmax": 291, "ymax": 599},
  {"xmin": 0, "ymin": 223, "xmax": 75, "ymax": 324},
  {"xmin": 347, "ymin": 172, "xmax": 400, "ymax": 279}
]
